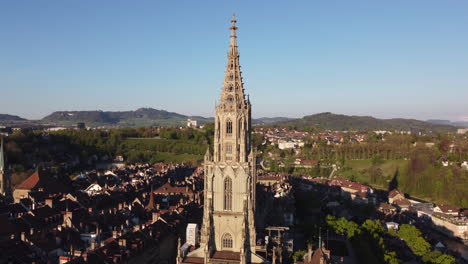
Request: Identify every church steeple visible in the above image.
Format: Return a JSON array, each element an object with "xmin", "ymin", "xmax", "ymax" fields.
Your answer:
[
  {"xmin": 219, "ymin": 13, "xmax": 248, "ymax": 112},
  {"xmin": 0, "ymin": 136, "xmax": 5, "ymax": 195},
  {"xmin": 186, "ymin": 15, "xmax": 264, "ymax": 264},
  {"xmin": 0, "ymin": 137, "xmax": 4, "ymax": 172}
]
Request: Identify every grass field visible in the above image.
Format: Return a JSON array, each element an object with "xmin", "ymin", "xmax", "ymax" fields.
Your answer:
[{"xmin": 337, "ymin": 159, "xmax": 409, "ymax": 189}]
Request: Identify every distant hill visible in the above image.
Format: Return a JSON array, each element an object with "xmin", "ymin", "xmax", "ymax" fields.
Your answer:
[
  {"xmin": 0, "ymin": 114, "xmax": 27, "ymax": 121},
  {"xmin": 40, "ymin": 108, "xmax": 294, "ymax": 127},
  {"xmin": 271, "ymin": 112, "xmax": 458, "ymax": 132},
  {"xmin": 41, "ymin": 108, "xmax": 209, "ymax": 127},
  {"xmin": 253, "ymin": 117, "xmax": 293, "ymax": 125},
  {"xmin": 427, "ymin": 119, "xmax": 468, "ymax": 128}
]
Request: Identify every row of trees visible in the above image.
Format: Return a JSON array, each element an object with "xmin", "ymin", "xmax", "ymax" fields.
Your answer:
[
  {"xmin": 261, "ymin": 132, "xmax": 468, "ymax": 164},
  {"xmin": 397, "ymin": 224, "xmax": 455, "ymax": 264},
  {"xmin": 325, "ymin": 216, "xmax": 456, "ymax": 264},
  {"xmin": 326, "ymin": 215, "xmax": 399, "ymax": 264},
  {"xmin": 3, "ymin": 126, "xmax": 215, "ymax": 175}
]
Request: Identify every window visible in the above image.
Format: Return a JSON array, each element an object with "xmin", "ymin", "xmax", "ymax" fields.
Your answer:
[
  {"xmin": 226, "ymin": 120, "xmax": 233, "ymax": 135},
  {"xmin": 224, "ymin": 177, "xmax": 232, "ymax": 211},
  {"xmin": 222, "ymin": 233, "xmax": 233, "ymax": 249},
  {"xmin": 226, "ymin": 96, "xmax": 234, "ymax": 104},
  {"xmin": 226, "ymin": 144, "xmax": 232, "ymax": 154},
  {"xmin": 228, "ymin": 84, "xmax": 233, "ymax": 92}
]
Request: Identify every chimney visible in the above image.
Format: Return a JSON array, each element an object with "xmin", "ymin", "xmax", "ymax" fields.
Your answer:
[
  {"xmin": 45, "ymin": 199, "xmax": 53, "ymax": 208},
  {"xmin": 63, "ymin": 211, "xmax": 73, "ymax": 228},
  {"xmin": 152, "ymin": 212, "xmax": 159, "ymax": 223},
  {"xmin": 90, "ymin": 240, "xmax": 97, "ymax": 250}
]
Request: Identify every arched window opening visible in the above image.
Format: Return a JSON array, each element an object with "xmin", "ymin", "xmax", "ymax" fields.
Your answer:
[
  {"xmin": 222, "ymin": 233, "xmax": 233, "ymax": 249},
  {"xmin": 228, "ymin": 84, "xmax": 233, "ymax": 92},
  {"xmin": 224, "ymin": 177, "xmax": 232, "ymax": 211},
  {"xmin": 226, "ymin": 120, "xmax": 233, "ymax": 135},
  {"xmin": 226, "ymin": 96, "xmax": 234, "ymax": 104}
]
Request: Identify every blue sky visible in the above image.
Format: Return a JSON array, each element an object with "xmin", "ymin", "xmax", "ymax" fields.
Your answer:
[{"xmin": 1, "ymin": 1, "xmax": 467, "ymax": 121}]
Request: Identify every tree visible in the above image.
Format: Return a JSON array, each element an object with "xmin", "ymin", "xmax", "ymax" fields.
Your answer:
[
  {"xmin": 362, "ymin": 219, "xmax": 384, "ymax": 235},
  {"xmin": 384, "ymin": 251, "xmax": 400, "ymax": 264},
  {"xmin": 292, "ymin": 250, "xmax": 307, "ymax": 262}
]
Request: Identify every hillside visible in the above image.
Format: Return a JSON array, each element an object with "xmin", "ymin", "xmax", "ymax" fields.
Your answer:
[
  {"xmin": 272, "ymin": 112, "xmax": 458, "ymax": 132},
  {"xmin": 0, "ymin": 114, "xmax": 27, "ymax": 121},
  {"xmin": 41, "ymin": 108, "xmax": 210, "ymax": 127},
  {"xmin": 253, "ymin": 117, "xmax": 293, "ymax": 125},
  {"xmin": 40, "ymin": 108, "xmax": 292, "ymax": 127},
  {"xmin": 427, "ymin": 119, "xmax": 468, "ymax": 128}
]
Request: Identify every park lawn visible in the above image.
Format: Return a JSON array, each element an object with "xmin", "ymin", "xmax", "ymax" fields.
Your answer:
[{"xmin": 338, "ymin": 159, "xmax": 409, "ymax": 189}]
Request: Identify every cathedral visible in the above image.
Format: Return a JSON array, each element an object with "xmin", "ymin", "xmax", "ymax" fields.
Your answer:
[
  {"xmin": 179, "ymin": 15, "xmax": 265, "ymax": 264},
  {"xmin": 0, "ymin": 136, "xmax": 10, "ymax": 197}
]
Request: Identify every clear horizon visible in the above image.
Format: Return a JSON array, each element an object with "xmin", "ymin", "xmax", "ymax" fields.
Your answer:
[{"xmin": 1, "ymin": 1, "xmax": 467, "ymax": 121}]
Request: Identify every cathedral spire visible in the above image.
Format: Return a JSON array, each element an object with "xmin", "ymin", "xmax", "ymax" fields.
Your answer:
[
  {"xmin": 0, "ymin": 137, "xmax": 4, "ymax": 172},
  {"xmin": 219, "ymin": 14, "xmax": 248, "ymax": 110},
  {"xmin": 229, "ymin": 13, "xmax": 238, "ymax": 49}
]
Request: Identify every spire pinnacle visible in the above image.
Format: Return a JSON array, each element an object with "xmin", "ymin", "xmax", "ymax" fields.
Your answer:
[{"xmin": 229, "ymin": 13, "xmax": 238, "ymax": 47}]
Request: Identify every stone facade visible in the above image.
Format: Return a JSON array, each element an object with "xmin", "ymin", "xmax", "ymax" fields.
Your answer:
[
  {"xmin": 0, "ymin": 136, "xmax": 8, "ymax": 196},
  {"xmin": 182, "ymin": 15, "xmax": 264, "ymax": 264}
]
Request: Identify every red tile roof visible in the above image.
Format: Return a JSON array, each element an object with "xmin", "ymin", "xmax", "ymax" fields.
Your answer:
[
  {"xmin": 16, "ymin": 171, "xmax": 40, "ymax": 190},
  {"xmin": 389, "ymin": 189, "xmax": 404, "ymax": 199},
  {"xmin": 394, "ymin": 198, "xmax": 411, "ymax": 207},
  {"xmin": 155, "ymin": 183, "xmax": 192, "ymax": 195},
  {"xmin": 183, "ymin": 257, "xmax": 204, "ymax": 264},
  {"xmin": 211, "ymin": 251, "xmax": 240, "ymax": 261},
  {"xmin": 437, "ymin": 204, "xmax": 459, "ymax": 214},
  {"xmin": 379, "ymin": 202, "xmax": 396, "ymax": 210}
]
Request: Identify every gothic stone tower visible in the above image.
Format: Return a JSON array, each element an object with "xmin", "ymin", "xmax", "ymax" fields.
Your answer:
[
  {"xmin": 183, "ymin": 15, "xmax": 264, "ymax": 264},
  {"xmin": 0, "ymin": 137, "xmax": 8, "ymax": 196}
]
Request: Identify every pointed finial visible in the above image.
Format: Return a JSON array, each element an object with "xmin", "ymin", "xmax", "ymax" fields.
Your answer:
[{"xmin": 229, "ymin": 13, "xmax": 238, "ymax": 47}]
